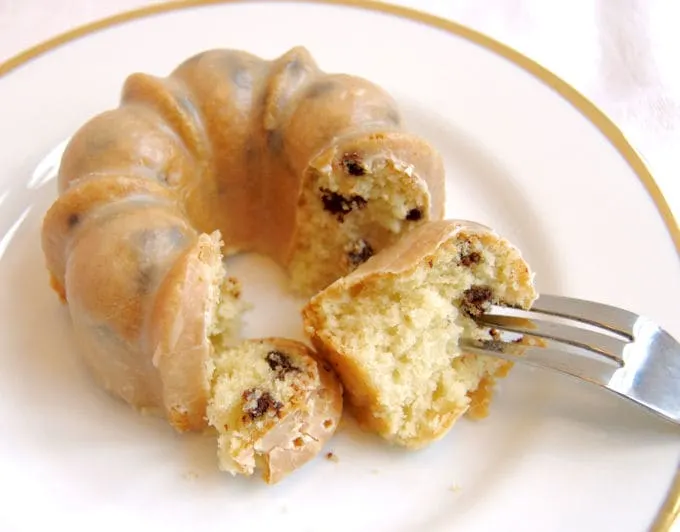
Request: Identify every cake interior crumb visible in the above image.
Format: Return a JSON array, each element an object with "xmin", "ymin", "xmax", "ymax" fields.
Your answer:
[
  {"xmin": 288, "ymin": 158, "xmax": 430, "ymax": 295},
  {"xmin": 311, "ymin": 231, "xmax": 535, "ymax": 446}
]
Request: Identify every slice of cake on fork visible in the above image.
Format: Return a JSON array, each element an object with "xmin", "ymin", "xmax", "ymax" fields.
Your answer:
[{"xmin": 302, "ymin": 219, "xmax": 537, "ymax": 449}]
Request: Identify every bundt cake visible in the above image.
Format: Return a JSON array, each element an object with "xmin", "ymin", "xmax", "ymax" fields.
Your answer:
[
  {"xmin": 39, "ymin": 46, "xmax": 445, "ymax": 420},
  {"xmin": 302, "ymin": 219, "xmax": 537, "ymax": 449}
]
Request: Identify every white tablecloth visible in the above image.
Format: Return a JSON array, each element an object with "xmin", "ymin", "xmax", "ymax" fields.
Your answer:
[{"xmin": 2, "ymin": 0, "xmax": 679, "ymax": 227}]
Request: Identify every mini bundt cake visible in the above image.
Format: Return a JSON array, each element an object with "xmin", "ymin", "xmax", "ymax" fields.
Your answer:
[
  {"xmin": 207, "ymin": 338, "xmax": 342, "ymax": 484},
  {"xmin": 40, "ymin": 46, "xmax": 444, "ymax": 431},
  {"xmin": 302, "ymin": 219, "xmax": 537, "ymax": 449}
]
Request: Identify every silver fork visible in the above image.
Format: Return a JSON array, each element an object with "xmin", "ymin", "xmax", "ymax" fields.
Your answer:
[{"xmin": 462, "ymin": 294, "xmax": 680, "ymax": 426}]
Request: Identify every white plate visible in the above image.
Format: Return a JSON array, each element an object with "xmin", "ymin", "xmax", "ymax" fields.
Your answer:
[{"xmin": 1, "ymin": 2, "xmax": 679, "ymax": 531}]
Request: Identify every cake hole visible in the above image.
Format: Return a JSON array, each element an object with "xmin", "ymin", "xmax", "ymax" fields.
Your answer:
[{"xmin": 323, "ymin": 419, "xmax": 334, "ymax": 429}]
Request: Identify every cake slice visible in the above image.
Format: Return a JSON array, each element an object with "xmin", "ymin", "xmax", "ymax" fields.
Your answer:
[
  {"xmin": 206, "ymin": 338, "xmax": 343, "ymax": 484},
  {"xmin": 301, "ymin": 219, "xmax": 537, "ymax": 449},
  {"xmin": 146, "ymin": 232, "xmax": 343, "ymax": 483}
]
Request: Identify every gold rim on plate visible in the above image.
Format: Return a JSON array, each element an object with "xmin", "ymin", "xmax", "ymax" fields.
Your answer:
[{"xmin": 0, "ymin": 0, "xmax": 678, "ymax": 529}]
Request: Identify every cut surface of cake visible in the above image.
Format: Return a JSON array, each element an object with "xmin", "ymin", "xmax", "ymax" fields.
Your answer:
[
  {"xmin": 206, "ymin": 338, "xmax": 343, "ymax": 484},
  {"xmin": 302, "ymin": 219, "xmax": 537, "ymax": 449}
]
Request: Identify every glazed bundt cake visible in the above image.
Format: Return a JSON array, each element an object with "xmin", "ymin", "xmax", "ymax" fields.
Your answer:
[
  {"xmin": 302, "ymin": 219, "xmax": 537, "ymax": 449},
  {"xmin": 41, "ymin": 46, "xmax": 444, "ymax": 422}
]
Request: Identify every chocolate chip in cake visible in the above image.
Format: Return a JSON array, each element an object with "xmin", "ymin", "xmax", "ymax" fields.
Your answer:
[
  {"xmin": 460, "ymin": 251, "xmax": 482, "ymax": 267},
  {"xmin": 346, "ymin": 239, "xmax": 374, "ymax": 268},
  {"xmin": 306, "ymin": 80, "xmax": 337, "ymax": 99},
  {"xmin": 266, "ymin": 129, "xmax": 283, "ymax": 153},
  {"xmin": 67, "ymin": 213, "xmax": 80, "ymax": 228},
  {"xmin": 405, "ymin": 208, "xmax": 422, "ymax": 221},
  {"xmin": 242, "ymin": 389, "xmax": 283, "ymax": 421},
  {"xmin": 341, "ymin": 152, "xmax": 366, "ymax": 177},
  {"xmin": 461, "ymin": 285, "xmax": 494, "ymax": 317},
  {"xmin": 320, "ymin": 188, "xmax": 367, "ymax": 222},
  {"xmin": 265, "ymin": 350, "xmax": 300, "ymax": 380}
]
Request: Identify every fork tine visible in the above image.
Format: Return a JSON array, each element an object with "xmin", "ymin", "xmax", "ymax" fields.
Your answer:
[
  {"xmin": 476, "ymin": 314, "xmax": 627, "ymax": 363},
  {"xmin": 460, "ymin": 338, "xmax": 619, "ymax": 387},
  {"xmin": 530, "ymin": 294, "xmax": 638, "ymax": 340}
]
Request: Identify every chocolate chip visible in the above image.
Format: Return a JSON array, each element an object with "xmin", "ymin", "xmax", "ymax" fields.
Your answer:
[
  {"xmin": 266, "ymin": 129, "xmax": 283, "ymax": 153},
  {"xmin": 461, "ymin": 285, "xmax": 494, "ymax": 318},
  {"xmin": 67, "ymin": 213, "xmax": 80, "ymax": 228},
  {"xmin": 242, "ymin": 389, "xmax": 282, "ymax": 421},
  {"xmin": 320, "ymin": 188, "xmax": 367, "ymax": 222},
  {"xmin": 306, "ymin": 80, "xmax": 336, "ymax": 99},
  {"xmin": 405, "ymin": 208, "xmax": 422, "ymax": 221},
  {"xmin": 341, "ymin": 152, "xmax": 366, "ymax": 177},
  {"xmin": 347, "ymin": 239, "xmax": 374, "ymax": 268},
  {"xmin": 460, "ymin": 251, "xmax": 481, "ymax": 267},
  {"xmin": 265, "ymin": 350, "xmax": 299, "ymax": 380}
]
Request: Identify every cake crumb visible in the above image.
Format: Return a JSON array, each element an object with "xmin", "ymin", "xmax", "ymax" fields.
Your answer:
[
  {"xmin": 449, "ymin": 484, "xmax": 462, "ymax": 493},
  {"xmin": 326, "ymin": 451, "xmax": 339, "ymax": 463}
]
